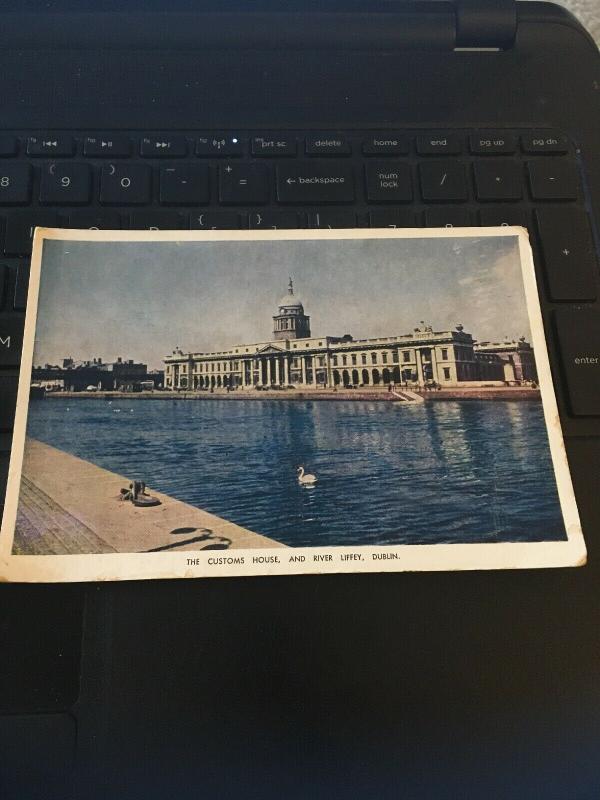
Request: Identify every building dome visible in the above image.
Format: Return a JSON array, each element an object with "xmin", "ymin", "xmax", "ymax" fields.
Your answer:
[
  {"xmin": 278, "ymin": 278, "xmax": 304, "ymax": 311},
  {"xmin": 273, "ymin": 278, "xmax": 311, "ymax": 340}
]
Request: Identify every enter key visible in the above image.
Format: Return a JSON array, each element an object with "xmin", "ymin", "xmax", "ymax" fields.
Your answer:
[{"xmin": 555, "ymin": 309, "xmax": 600, "ymax": 416}]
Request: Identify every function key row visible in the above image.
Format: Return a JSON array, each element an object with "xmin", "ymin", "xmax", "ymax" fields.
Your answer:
[
  {"xmin": 0, "ymin": 132, "xmax": 570, "ymax": 159},
  {"xmin": 0, "ymin": 160, "xmax": 581, "ymax": 207}
]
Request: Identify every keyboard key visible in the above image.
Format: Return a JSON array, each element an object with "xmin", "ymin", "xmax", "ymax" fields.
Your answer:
[
  {"xmin": 129, "ymin": 211, "xmax": 186, "ymax": 229},
  {"xmin": 365, "ymin": 162, "xmax": 412, "ymax": 204},
  {"xmin": 0, "ymin": 163, "xmax": 32, "ymax": 205},
  {"xmin": 4, "ymin": 212, "xmax": 59, "ymax": 256},
  {"xmin": 425, "ymin": 208, "xmax": 472, "ymax": 228},
  {"xmin": 305, "ymin": 135, "xmax": 351, "ymax": 156},
  {"xmin": 140, "ymin": 137, "xmax": 187, "ymax": 157},
  {"xmin": 521, "ymin": 133, "xmax": 569, "ymax": 154},
  {"xmin": 0, "ymin": 137, "xmax": 18, "ymax": 157},
  {"xmin": 469, "ymin": 133, "xmax": 517, "ymax": 155},
  {"xmin": 0, "ymin": 374, "xmax": 18, "ymax": 430},
  {"xmin": 63, "ymin": 211, "xmax": 121, "ymax": 229},
  {"xmin": 0, "ymin": 264, "xmax": 6, "ymax": 307},
  {"xmin": 83, "ymin": 136, "xmax": 131, "ymax": 157},
  {"xmin": 479, "ymin": 208, "xmax": 530, "ymax": 229},
  {"xmin": 416, "ymin": 135, "xmax": 461, "ymax": 155},
  {"xmin": 0, "ymin": 316, "xmax": 24, "ymax": 366},
  {"xmin": 308, "ymin": 210, "xmax": 357, "ymax": 228},
  {"xmin": 100, "ymin": 163, "xmax": 152, "ymax": 205},
  {"xmin": 196, "ymin": 135, "xmax": 244, "ymax": 157},
  {"xmin": 536, "ymin": 208, "xmax": 597, "ymax": 301},
  {"xmin": 474, "ymin": 160, "xmax": 523, "ymax": 201},
  {"xmin": 362, "ymin": 135, "xmax": 409, "ymax": 156},
  {"xmin": 249, "ymin": 211, "xmax": 302, "ymax": 229},
  {"xmin": 419, "ymin": 162, "xmax": 468, "ymax": 202},
  {"xmin": 219, "ymin": 163, "xmax": 269, "ymax": 205},
  {"xmin": 555, "ymin": 309, "xmax": 600, "ymax": 415},
  {"xmin": 251, "ymin": 136, "xmax": 296, "ymax": 157},
  {"xmin": 14, "ymin": 263, "xmax": 29, "ymax": 310},
  {"xmin": 160, "ymin": 165, "xmax": 209, "ymax": 205},
  {"xmin": 276, "ymin": 162, "xmax": 354, "ymax": 204},
  {"xmin": 369, "ymin": 209, "xmax": 417, "ymax": 228},
  {"xmin": 39, "ymin": 162, "xmax": 92, "ymax": 205},
  {"xmin": 0, "ymin": 447, "xmax": 9, "ymax": 510},
  {"xmin": 190, "ymin": 211, "xmax": 241, "ymax": 230},
  {"xmin": 528, "ymin": 161, "xmax": 579, "ymax": 201},
  {"xmin": 27, "ymin": 135, "xmax": 74, "ymax": 157}
]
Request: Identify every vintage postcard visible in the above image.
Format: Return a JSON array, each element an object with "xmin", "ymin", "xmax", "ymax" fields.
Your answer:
[{"xmin": 0, "ymin": 227, "xmax": 586, "ymax": 581}]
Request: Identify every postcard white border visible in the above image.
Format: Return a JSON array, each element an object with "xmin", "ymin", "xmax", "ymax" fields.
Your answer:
[{"xmin": 0, "ymin": 226, "xmax": 587, "ymax": 582}]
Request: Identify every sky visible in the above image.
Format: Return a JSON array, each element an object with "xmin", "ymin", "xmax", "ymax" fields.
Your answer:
[{"xmin": 33, "ymin": 234, "xmax": 530, "ymax": 370}]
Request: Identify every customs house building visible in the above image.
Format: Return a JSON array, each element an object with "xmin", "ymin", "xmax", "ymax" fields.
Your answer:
[{"xmin": 164, "ymin": 280, "xmax": 536, "ymax": 390}]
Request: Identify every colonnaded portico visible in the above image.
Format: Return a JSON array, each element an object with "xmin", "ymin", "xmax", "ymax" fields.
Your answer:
[{"xmin": 163, "ymin": 280, "xmax": 537, "ymax": 390}]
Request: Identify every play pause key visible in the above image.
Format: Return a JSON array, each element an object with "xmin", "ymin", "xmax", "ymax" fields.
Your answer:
[{"xmin": 555, "ymin": 309, "xmax": 600, "ymax": 416}]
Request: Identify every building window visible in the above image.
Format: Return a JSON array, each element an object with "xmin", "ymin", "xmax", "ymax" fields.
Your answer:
[
  {"xmin": 351, "ymin": 354, "xmax": 357, "ymax": 365},
  {"xmin": 342, "ymin": 355, "xmax": 347, "ymax": 366},
  {"xmin": 332, "ymin": 355, "xmax": 338, "ymax": 366},
  {"xmin": 392, "ymin": 350, "xmax": 399, "ymax": 363},
  {"xmin": 403, "ymin": 351, "xmax": 410, "ymax": 363},
  {"xmin": 441, "ymin": 349, "xmax": 448, "ymax": 360},
  {"xmin": 443, "ymin": 367, "xmax": 450, "ymax": 380},
  {"xmin": 371, "ymin": 352, "xmax": 377, "ymax": 364},
  {"xmin": 382, "ymin": 352, "xmax": 388, "ymax": 364},
  {"xmin": 361, "ymin": 353, "xmax": 367, "ymax": 365}
]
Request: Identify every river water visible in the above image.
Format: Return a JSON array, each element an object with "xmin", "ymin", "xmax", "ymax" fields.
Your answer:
[{"xmin": 25, "ymin": 397, "xmax": 566, "ymax": 546}]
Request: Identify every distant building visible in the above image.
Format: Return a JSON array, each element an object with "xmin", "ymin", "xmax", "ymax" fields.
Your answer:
[
  {"xmin": 164, "ymin": 281, "xmax": 537, "ymax": 390},
  {"xmin": 474, "ymin": 338, "xmax": 538, "ymax": 383},
  {"xmin": 31, "ymin": 357, "xmax": 158, "ymax": 392}
]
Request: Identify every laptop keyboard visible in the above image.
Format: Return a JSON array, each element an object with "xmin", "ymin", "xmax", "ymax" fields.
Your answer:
[{"xmin": 0, "ymin": 127, "xmax": 599, "ymax": 508}]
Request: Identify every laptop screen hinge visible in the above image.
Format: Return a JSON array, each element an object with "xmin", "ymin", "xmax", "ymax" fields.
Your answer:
[{"xmin": 455, "ymin": 0, "xmax": 517, "ymax": 50}]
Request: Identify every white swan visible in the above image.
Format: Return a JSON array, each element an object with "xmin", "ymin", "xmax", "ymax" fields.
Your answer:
[{"xmin": 297, "ymin": 466, "xmax": 318, "ymax": 485}]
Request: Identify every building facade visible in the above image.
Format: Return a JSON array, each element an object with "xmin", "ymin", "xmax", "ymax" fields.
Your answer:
[
  {"xmin": 164, "ymin": 282, "xmax": 537, "ymax": 391},
  {"xmin": 474, "ymin": 338, "xmax": 538, "ymax": 383},
  {"xmin": 32, "ymin": 357, "xmax": 163, "ymax": 392}
]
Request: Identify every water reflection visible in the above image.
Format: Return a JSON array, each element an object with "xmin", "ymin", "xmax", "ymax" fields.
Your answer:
[{"xmin": 25, "ymin": 398, "xmax": 566, "ymax": 546}]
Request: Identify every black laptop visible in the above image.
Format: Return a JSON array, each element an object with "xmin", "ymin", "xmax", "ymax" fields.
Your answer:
[{"xmin": 1, "ymin": 1, "xmax": 599, "ymax": 798}]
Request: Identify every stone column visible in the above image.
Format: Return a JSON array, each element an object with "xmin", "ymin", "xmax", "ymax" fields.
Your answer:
[
  {"xmin": 415, "ymin": 349, "xmax": 424, "ymax": 385},
  {"xmin": 275, "ymin": 358, "xmax": 281, "ymax": 385},
  {"xmin": 266, "ymin": 358, "xmax": 272, "ymax": 386},
  {"xmin": 284, "ymin": 357, "xmax": 290, "ymax": 385},
  {"xmin": 430, "ymin": 349, "xmax": 439, "ymax": 383},
  {"xmin": 241, "ymin": 360, "xmax": 246, "ymax": 388},
  {"xmin": 301, "ymin": 357, "xmax": 307, "ymax": 386}
]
